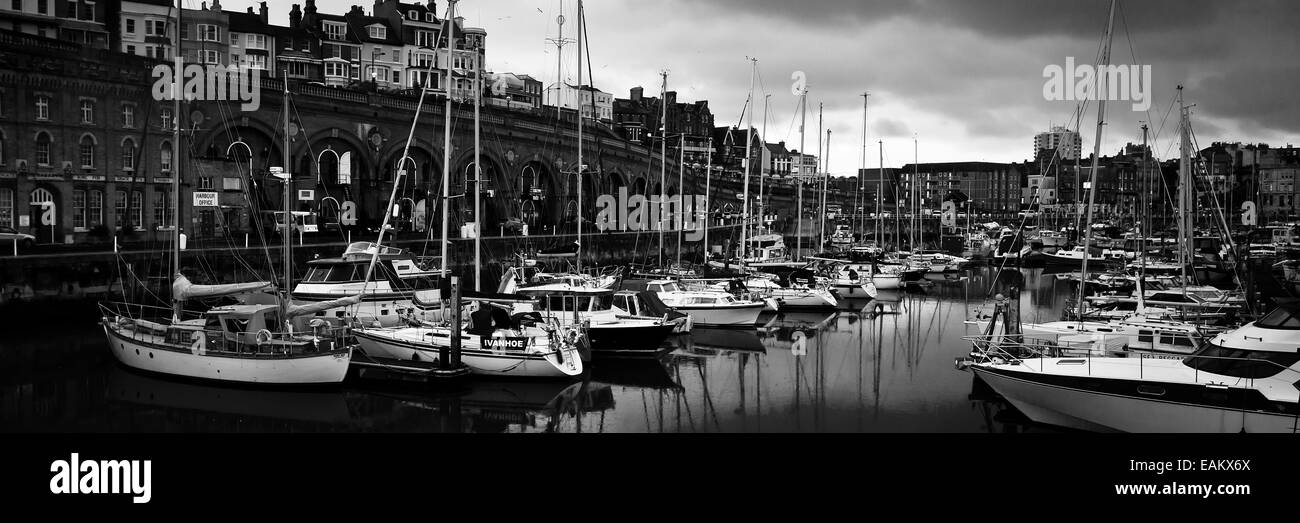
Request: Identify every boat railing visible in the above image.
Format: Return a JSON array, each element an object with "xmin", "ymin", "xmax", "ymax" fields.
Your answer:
[
  {"xmin": 99, "ymin": 301, "xmax": 352, "ymax": 356},
  {"xmin": 964, "ymin": 333, "xmax": 1300, "ymax": 384}
]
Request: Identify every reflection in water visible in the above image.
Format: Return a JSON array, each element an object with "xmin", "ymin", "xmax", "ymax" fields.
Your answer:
[{"xmin": 1, "ymin": 267, "xmax": 1070, "ymax": 432}]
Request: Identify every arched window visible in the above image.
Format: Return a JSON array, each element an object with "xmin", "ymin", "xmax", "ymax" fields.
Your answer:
[
  {"xmin": 80, "ymin": 135, "xmax": 96, "ymax": 168},
  {"xmin": 160, "ymin": 141, "xmax": 172, "ymax": 172},
  {"xmin": 338, "ymin": 151, "xmax": 352, "ymax": 185},
  {"xmin": 318, "ymin": 149, "xmax": 338, "ymax": 184},
  {"xmin": 80, "ymin": 100, "xmax": 94, "ymax": 124},
  {"xmin": 35, "ymin": 132, "xmax": 51, "ymax": 166},
  {"xmin": 121, "ymin": 138, "xmax": 136, "ymax": 170},
  {"xmin": 30, "ymin": 188, "xmax": 54, "ymax": 204}
]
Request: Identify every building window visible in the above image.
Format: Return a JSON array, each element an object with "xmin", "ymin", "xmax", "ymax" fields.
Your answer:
[
  {"xmin": 126, "ymin": 44, "xmax": 136, "ymax": 54},
  {"xmin": 229, "ymin": 32, "xmax": 241, "ymax": 46},
  {"xmin": 338, "ymin": 151, "xmax": 352, "ymax": 185},
  {"xmin": 80, "ymin": 100, "xmax": 94, "ymax": 123},
  {"xmin": 115, "ymin": 190, "xmax": 126, "ymax": 229},
  {"xmin": 36, "ymin": 0, "xmax": 46, "ymax": 15},
  {"xmin": 424, "ymin": 13, "xmax": 434, "ymax": 22},
  {"xmin": 416, "ymin": 30, "xmax": 434, "ymax": 48},
  {"xmin": 126, "ymin": 18, "xmax": 135, "ymax": 34},
  {"xmin": 89, "ymin": 190, "xmax": 102, "ymax": 227},
  {"xmin": 35, "ymin": 132, "xmax": 51, "ymax": 166},
  {"xmin": 121, "ymin": 138, "xmax": 135, "ymax": 170},
  {"xmin": 35, "ymin": 95, "xmax": 49, "ymax": 120},
  {"xmin": 368, "ymin": 26, "xmax": 386, "ymax": 39},
  {"xmin": 160, "ymin": 142, "xmax": 172, "ymax": 172},
  {"xmin": 392, "ymin": 71, "xmax": 400, "ymax": 84},
  {"xmin": 197, "ymin": 24, "xmax": 219, "ymax": 42},
  {"xmin": 408, "ymin": 10, "xmax": 417, "ymax": 20},
  {"xmin": 121, "ymin": 104, "xmax": 134, "ymax": 128},
  {"xmin": 324, "ymin": 22, "xmax": 344, "ymax": 41},
  {"xmin": 80, "ymin": 135, "xmax": 95, "ymax": 168},
  {"xmin": 201, "ymin": 50, "xmax": 220, "ymax": 64},
  {"xmin": 247, "ymin": 54, "xmax": 266, "ymax": 70},
  {"xmin": 324, "ymin": 61, "xmax": 347, "ymax": 78},
  {"xmin": 0, "ymin": 133, "xmax": 5, "ymax": 165},
  {"xmin": 131, "ymin": 191, "xmax": 142, "ymax": 229},
  {"xmin": 73, "ymin": 189, "xmax": 86, "ymax": 229},
  {"xmin": 159, "ymin": 108, "xmax": 172, "ymax": 129},
  {"xmin": 0, "ymin": 188, "xmax": 11, "ymax": 228},
  {"xmin": 245, "ymin": 34, "xmax": 266, "ymax": 49},
  {"xmin": 286, "ymin": 61, "xmax": 307, "ymax": 76},
  {"xmin": 153, "ymin": 189, "xmax": 171, "ymax": 228}
]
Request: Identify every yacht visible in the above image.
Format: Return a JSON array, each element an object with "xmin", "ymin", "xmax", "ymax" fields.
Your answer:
[
  {"xmin": 960, "ymin": 303, "xmax": 1300, "ymax": 432},
  {"xmin": 638, "ymin": 279, "xmax": 766, "ymax": 327},
  {"xmin": 507, "ymin": 274, "xmax": 678, "ymax": 358},
  {"xmin": 294, "ymin": 242, "xmax": 446, "ymax": 326}
]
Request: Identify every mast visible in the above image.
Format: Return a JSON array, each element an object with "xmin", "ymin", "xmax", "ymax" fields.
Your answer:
[
  {"xmin": 878, "ymin": 140, "xmax": 883, "ymax": 247},
  {"xmin": 281, "ymin": 71, "xmax": 291, "ymax": 311},
  {"xmin": 440, "ymin": 0, "xmax": 457, "ymax": 277},
  {"xmin": 473, "ymin": 39, "xmax": 482, "ymax": 289},
  {"xmin": 1139, "ymin": 123, "xmax": 1149, "ymax": 309},
  {"xmin": 704, "ymin": 136, "xmax": 712, "ymax": 256},
  {"xmin": 759, "ymin": 94, "xmax": 769, "ymax": 238},
  {"xmin": 820, "ymin": 128, "xmax": 830, "ymax": 250},
  {"xmin": 913, "ymin": 136, "xmax": 919, "ymax": 250},
  {"xmin": 740, "ymin": 58, "xmax": 755, "ymax": 264},
  {"xmin": 860, "ymin": 92, "xmax": 869, "ymax": 240},
  {"xmin": 658, "ymin": 70, "xmax": 668, "ymax": 268},
  {"xmin": 575, "ymin": 0, "xmax": 584, "ymax": 274},
  {"xmin": 796, "ymin": 88, "xmax": 806, "ymax": 260},
  {"xmin": 815, "ymin": 102, "xmax": 822, "ymax": 252},
  {"xmin": 170, "ymin": 0, "xmax": 183, "ymax": 320},
  {"xmin": 1178, "ymin": 86, "xmax": 1191, "ymax": 289},
  {"xmin": 676, "ymin": 133, "xmax": 684, "ymax": 268},
  {"xmin": 1077, "ymin": 0, "xmax": 1117, "ymax": 324}
]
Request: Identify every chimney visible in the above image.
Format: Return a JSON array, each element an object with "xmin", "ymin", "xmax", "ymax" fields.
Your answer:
[
  {"xmin": 290, "ymin": 4, "xmax": 302, "ymax": 28},
  {"xmin": 305, "ymin": 0, "xmax": 317, "ymax": 17},
  {"xmin": 200, "ymin": 1, "xmax": 207, "ymax": 10},
  {"xmin": 259, "ymin": 1, "xmax": 269, "ymax": 23},
  {"xmin": 211, "ymin": 0, "xmax": 221, "ymax": 11},
  {"xmin": 349, "ymin": 5, "xmax": 364, "ymax": 16},
  {"xmin": 247, "ymin": 7, "xmax": 253, "ymax": 14},
  {"xmin": 630, "ymin": 86, "xmax": 642, "ymax": 101}
]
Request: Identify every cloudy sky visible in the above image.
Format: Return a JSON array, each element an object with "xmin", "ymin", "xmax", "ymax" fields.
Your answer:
[{"xmin": 249, "ymin": 0, "xmax": 1299, "ymax": 176}]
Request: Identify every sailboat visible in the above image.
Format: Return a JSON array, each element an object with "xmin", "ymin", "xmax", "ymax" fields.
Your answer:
[
  {"xmin": 351, "ymin": 1, "xmax": 584, "ymax": 378},
  {"xmin": 99, "ymin": 1, "xmax": 355, "ymax": 384}
]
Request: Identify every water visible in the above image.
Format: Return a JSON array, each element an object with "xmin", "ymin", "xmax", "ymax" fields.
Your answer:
[{"xmin": 0, "ymin": 267, "xmax": 1078, "ymax": 433}]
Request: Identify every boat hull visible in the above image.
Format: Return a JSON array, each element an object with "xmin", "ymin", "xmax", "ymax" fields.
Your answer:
[
  {"xmin": 102, "ymin": 323, "xmax": 351, "ymax": 384},
  {"xmin": 673, "ymin": 303, "xmax": 765, "ymax": 326},
  {"xmin": 587, "ymin": 324, "xmax": 675, "ymax": 357},
  {"xmin": 352, "ymin": 328, "xmax": 580, "ymax": 378},
  {"xmin": 971, "ymin": 364, "xmax": 1298, "ymax": 433}
]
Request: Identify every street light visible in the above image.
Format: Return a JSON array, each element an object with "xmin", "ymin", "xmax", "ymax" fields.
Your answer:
[{"xmin": 370, "ymin": 48, "xmax": 386, "ymax": 86}]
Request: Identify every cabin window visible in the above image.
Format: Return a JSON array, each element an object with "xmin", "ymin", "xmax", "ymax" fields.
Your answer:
[
  {"xmin": 1253, "ymin": 308, "xmax": 1300, "ymax": 329},
  {"xmin": 1138, "ymin": 330, "xmax": 1154, "ymax": 343},
  {"xmin": 224, "ymin": 318, "xmax": 250, "ymax": 333},
  {"xmin": 1182, "ymin": 342, "xmax": 1300, "ymax": 379}
]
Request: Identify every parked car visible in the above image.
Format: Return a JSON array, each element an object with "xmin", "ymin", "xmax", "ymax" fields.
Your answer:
[{"xmin": 0, "ymin": 226, "xmax": 35, "ymax": 250}]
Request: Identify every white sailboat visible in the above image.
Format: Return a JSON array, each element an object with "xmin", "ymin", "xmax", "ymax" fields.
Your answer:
[{"xmin": 99, "ymin": 5, "xmax": 354, "ymax": 384}]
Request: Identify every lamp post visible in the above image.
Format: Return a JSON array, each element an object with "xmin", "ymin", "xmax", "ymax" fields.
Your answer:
[{"xmin": 370, "ymin": 48, "xmax": 386, "ymax": 88}]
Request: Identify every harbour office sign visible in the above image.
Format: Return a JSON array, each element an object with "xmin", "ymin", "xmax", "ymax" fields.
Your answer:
[{"xmin": 152, "ymin": 58, "xmax": 261, "ymax": 112}]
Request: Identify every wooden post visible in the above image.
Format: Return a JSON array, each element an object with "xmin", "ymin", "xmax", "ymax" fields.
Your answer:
[{"xmin": 446, "ymin": 275, "xmax": 460, "ymax": 370}]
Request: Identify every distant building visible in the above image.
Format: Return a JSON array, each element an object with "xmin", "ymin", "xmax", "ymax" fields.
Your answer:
[
  {"xmin": 614, "ymin": 87, "xmax": 712, "ymax": 146},
  {"xmin": 900, "ymin": 162, "xmax": 1019, "ymax": 217},
  {"xmin": 484, "ymin": 71, "xmax": 542, "ymax": 111},
  {"xmin": 119, "ymin": 0, "xmax": 175, "ymax": 60},
  {"xmin": 1034, "ymin": 126, "xmax": 1082, "ymax": 161},
  {"xmin": 225, "ymin": 3, "xmax": 277, "ymax": 76},
  {"xmin": 763, "ymin": 141, "xmax": 791, "ymax": 178},
  {"xmin": 0, "ymin": 0, "xmax": 110, "ymax": 49},
  {"xmin": 544, "ymin": 83, "xmax": 613, "ymax": 122}
]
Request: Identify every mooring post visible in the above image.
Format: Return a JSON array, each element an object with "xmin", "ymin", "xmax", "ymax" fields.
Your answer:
[{"xmin": 445, "ymin": 275, "xmax": 460, "ymax": 370}]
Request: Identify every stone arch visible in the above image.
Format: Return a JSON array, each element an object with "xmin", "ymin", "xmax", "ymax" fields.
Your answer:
[
  {"xmin": 197, "ymin": 118, "xmax": 283, "ymax": 172},
  {"xmin": 450, "ymin": 149, "xmax": 508, "ymax": 236},
  {"xmin": 631, "ymin": 176, "xmax": 647, "ymax": 196},
  {"xmin": 518, "ymin": 159, "xmax": 561, "ymax": 233}
]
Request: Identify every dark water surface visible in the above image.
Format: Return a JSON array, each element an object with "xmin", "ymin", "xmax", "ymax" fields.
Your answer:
[{"xmin": 0, "ymin": 267, "xmax": 1076, "ymax": 433}]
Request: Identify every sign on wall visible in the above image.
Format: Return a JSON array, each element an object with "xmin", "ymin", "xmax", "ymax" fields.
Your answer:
[
  {"xmin": 298, "ymin": 189, "xmax": 315, "ymax": 201},
  {"xmin": 193, "ymin": 191, "xmax": 218, "ymax": 207}
]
